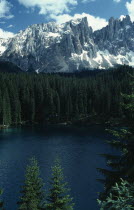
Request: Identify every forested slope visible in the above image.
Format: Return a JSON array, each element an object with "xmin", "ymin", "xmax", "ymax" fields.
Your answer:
[{"xmin": 0, "ymin": 65, "xmax": 133, "ymax": 125}]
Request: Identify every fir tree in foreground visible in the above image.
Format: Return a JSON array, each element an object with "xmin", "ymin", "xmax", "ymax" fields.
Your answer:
[
  {"xmin": 98, "ymin": 179, "xmax": 134, "ymax": 209},
  {"xmin": 18, "ymin": 158, "xmax": 45, "ymax": 210},
  {"xmin": 46, "ymin": 159, "xmax": 74, "ymax": 210},
  {"xmin": 0, "ymin": 189, "xmax": 4, "ymax": 209},
  {"xmin": 97, "ymin": 74, "xmax": 134, "ymax": 201}
]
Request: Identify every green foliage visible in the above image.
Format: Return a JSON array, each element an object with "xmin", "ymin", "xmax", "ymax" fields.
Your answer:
[
  {"xmin": 46, "ymin": 159, "xmax": 74, "ymax": 210},
  {"xmin": 98, "ymin": 73, "xmax": 134, "ymax": 199},
  {"xmin": 0, "ymin": 66, "xmax": 133, "ymax": 125},
  {"xmin": 17, "ymin": 158, "xmax": 74, "ymax": 210},
  {"xmin": 0, "ymin": 189, "xmax": 4, "ymax": 209},
  {"xmin": 18, "ymin": 158, "xmax": 45, "ymax": 210},
  {"xmin": 2, "ymin": 88, "xmax": 11, "ymax": 125},
  {"xmin": 98, "ymin": 179, "xmax": 134, "ymax": 209}
]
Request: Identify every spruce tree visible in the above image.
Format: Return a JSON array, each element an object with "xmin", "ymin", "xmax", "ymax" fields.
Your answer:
[
  {"xmin": 0, "ymin": 90, "xmax": 2, "ymax": 123},
  {"xmin": 29, "ymin": 96, "xmax": 35, "ymax": 122},
  {"xmin": 98, "ymin": 179, "xmax": 134, "ymax": 209},
  {"xmin": 7, "ymin": 81, "xmax": 21, "ymax": 124},
  {"xmin": 66, "ymin": 95, "xmax": 73, "ymax": 120},
  {"xmin": 0, "ymin": 66, "xmax": 133, "ymax": 125},
  {"xmin": 2, "ymin": 88, "xmax": 11, "ymax": 126},
  {"xmin": 97, "ymin": 73, "xmax": 134, "ymax": 198},
  {"xmin": 18, "ymin": 158, "xmax": 45, "ymax": 210},
  {"xmin": 55, "ymin": 92, "xmax": 60, "ymax": 117},
  {"xmin": 46, "ymin": 159, "xmax": 74, "ymax": 210},
  {"xmin": 0, "ymin": 189, "xmax": 3, "ymax": 209}
]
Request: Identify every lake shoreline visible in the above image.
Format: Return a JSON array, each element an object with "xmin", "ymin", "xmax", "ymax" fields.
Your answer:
[{"xmin": 0, "ymin": 115, "xmax": 125, "ymax": 130}]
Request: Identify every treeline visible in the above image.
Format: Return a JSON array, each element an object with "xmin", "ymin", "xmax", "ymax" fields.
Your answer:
[
  {"xmin": 0, "ymin": 158, "xmax": 74, "ymax": 210},
  {"xmin": 0, "ymin": 65, "xmax": 133, "ymax": 125}
]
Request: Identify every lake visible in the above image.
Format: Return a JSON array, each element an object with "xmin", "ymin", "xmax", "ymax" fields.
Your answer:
[{"xmin": 0, "ymin": 125, "xmax": 115, "ymax": 210}]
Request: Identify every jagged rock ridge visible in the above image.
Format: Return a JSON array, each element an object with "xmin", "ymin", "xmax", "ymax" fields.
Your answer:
[{"xmin": 0, "ymin": 15, "xmax": 134, "ymax": 72}]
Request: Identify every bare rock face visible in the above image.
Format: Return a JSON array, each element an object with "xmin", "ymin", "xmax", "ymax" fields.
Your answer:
[
  {"xmin": 94, "ymin": 15, "xmax": 134, "ymax": 55},
  {"xmin": 0, "ymin": 15, "xmax": 134, "ymax": 72}
]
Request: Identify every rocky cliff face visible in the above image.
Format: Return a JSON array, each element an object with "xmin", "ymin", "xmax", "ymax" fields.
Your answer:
[
  {"xmin": 94, "ymin": 15, "xmax": 134, "ymax": 55},
  {"xmin": 0, "ymin": 15, "xmax": 134, "ymax": 72}
]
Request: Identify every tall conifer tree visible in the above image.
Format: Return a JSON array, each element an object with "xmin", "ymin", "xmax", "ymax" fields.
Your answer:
[
  {"xmin": 18, "ymin": 158, "xmax": 45, "ymax": 210},
  {"xmin": 0, "ymin": 189, "xmax": 4, "ymax": 209},
  {"xmin": 2, "ymin": 88, "xmax": 11, "ymax": 125},
  {"xmin": 46, "ymin": 159, "xmax": 74, "ymax": 210},
  {"xmin": 98, "ymin": 74, "xmax": 134, "ymax": 199}
]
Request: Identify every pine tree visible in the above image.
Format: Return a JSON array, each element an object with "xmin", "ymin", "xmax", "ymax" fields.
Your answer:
[
  {"xmin": 2, "ymin": 88, "xmax": 11, "ymax": 125},
  {"xmin": 0, "ymin": 66, "xmax": 133, "ymax": 125},
  {"xmin": 0, "ymin": 189, "xmax": 4, "ymax": 209},
  {"xmin": 97, "ymin": 73, "xmax": 134, "ymax": 199},
  {"xmin": 18, "ymin": 158, "xmax": 45, "ymax": 210},
  {"xmin": 0, "ymin": 90, "xmax": 2, "ymax": 123},
  {"xmin": 66, "ymin": 95, "xmax": 73, "ymax": 120},
  {"xmin": 29, "ymin": 96, "xmax": 35, "ymax": 122},
  {"xmin": 46, "ymin": 159, "xmax": 74, "ymax": 210},
  {"xmin": 11, "ymin": 92, "xmax": 21, "ymax": 125},
  {"xmin": 7, "ymin": 81, "xmax": 21, "ymax": 124},
  {"xmin": 55, "ymin": 92, "xmax": 60, "ymax": 117},
  {"xmin": 98, "ymin": 179, "xmax": 134, "ymax": 209}
]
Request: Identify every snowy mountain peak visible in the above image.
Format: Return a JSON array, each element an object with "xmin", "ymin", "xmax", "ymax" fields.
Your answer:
[
  {"xmin": 121, "ymin": 15, "xmax": 132, "ymax": 24},
  {"xmin": 0, "ymin": 15, "xmax": 134, "ymax": 72},
  {"xmin": 0, "ymin": 38, "xmax": 11, "ymax": 56},
  {"xmin": 69, "ymin": 16, "xmax": 88, "ymax": 26}
]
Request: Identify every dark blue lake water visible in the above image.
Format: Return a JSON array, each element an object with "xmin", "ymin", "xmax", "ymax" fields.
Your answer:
[{"xmin": 0, "ymin": 125, "xmax": 114, "ymax": 210}]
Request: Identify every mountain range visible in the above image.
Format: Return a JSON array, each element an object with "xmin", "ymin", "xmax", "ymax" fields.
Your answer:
[{"xmin": 0, "ymin": 15, "xmax": 134, "ymax": 73}]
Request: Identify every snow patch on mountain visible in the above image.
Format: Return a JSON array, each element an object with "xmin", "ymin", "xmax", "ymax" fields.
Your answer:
[
  {"xmin": 0, "ymin": 15, "xmax": 134, "ymax": 72},
  {"xmin": 0, "ymin": 38, "xmax": 10, "ymax": 55}
]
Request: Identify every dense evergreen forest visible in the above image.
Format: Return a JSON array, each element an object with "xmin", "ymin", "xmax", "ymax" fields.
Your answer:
[
  {"xmin": 98, "ymin": 72, "xmax": 134, "ymax": 209},
  {"xmin": 0, "ymin": 65, "xmax": 134, "ymax": 209},
  {"xmin": 0, "ymin": 65, "xmax": 133, "ymax": 126}
]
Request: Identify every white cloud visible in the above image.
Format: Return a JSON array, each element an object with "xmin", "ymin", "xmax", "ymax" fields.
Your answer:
[
  {"xmin": 7, "ymin": 24, "xmax": 14, "ymax": 28},
  {"xmin": 0, "ymin": 0, "xmax": 13, "ymax": 19},
  {"xmin": 126, "ymin": 0, "xmax": 134, "ymax": 21},
  {"xmin": 18, "ymin": 0, "xmax": 77, "ymax": 16},
  {"xmin": 0, "ymin": 0, "xmax": 14, "ymax": 39},
  {"xmin": 81, "ymin": 0, "xmax": 95, "ymax": 3},
  {"xmin": 0, "ymin": 28, "xmax": 14, "ymax": 38},
  {"xmin": 17, "ymin": 0, "xmax": 107, "ymax": 31},
  {"xmin": 0, "ymin": 21, "xmax": 6, "ymax": 24},
  {"xmin": 113, "ymin": 0, "xmax": 121, "ymax": 3},
  {"xmin": 51, "ymin": 13, "xmax": 108, "ymax": 31}
]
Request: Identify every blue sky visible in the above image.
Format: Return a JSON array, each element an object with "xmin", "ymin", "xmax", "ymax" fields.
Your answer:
[{"xmin": 0, "ymin": 0, "xmax": 134, "ymax": 38}]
